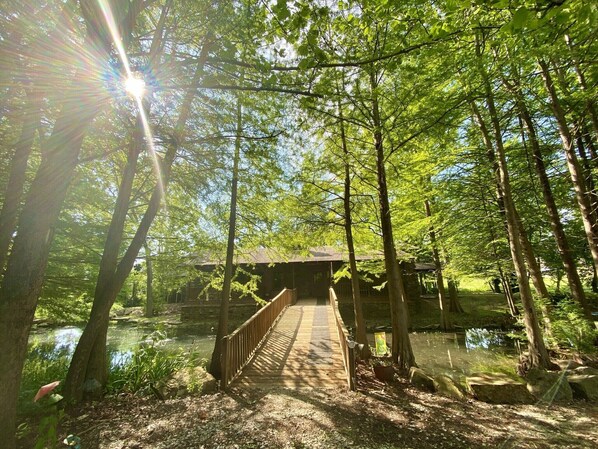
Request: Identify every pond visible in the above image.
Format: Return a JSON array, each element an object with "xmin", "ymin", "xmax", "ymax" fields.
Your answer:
[
  {"xmin": 27, "ymin": 323, "xmax": 216, "ymax": 367},
  {"xmin": 28, "ymin": 324, "xmax": 518, "ymax": 381},
  {"xmin": 369, "ymin": 329, "xmax": 519, "ymax": 378}
]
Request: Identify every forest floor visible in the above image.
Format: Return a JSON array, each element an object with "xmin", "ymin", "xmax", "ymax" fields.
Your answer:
[{"xmin": 54, "ymin": 364, "xmax": 598, "ymax": 449}]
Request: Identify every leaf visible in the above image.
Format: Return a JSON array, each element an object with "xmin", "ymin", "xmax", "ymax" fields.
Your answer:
[{"xmin": 511, "ymin": 7, "xmax": 531, "ymax": 31}]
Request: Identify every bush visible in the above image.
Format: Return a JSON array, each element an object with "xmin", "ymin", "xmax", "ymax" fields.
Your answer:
[
  {"xmin": 19, "ymin": 343, "xmax": 70, "ymax": 415},
  {"xmin": 108, "ymin": 330, "xmax": 192, "ymax": 394},
  {"xmin": 549, "ymin": 299, "xmax": 598, "ymax": 355}
]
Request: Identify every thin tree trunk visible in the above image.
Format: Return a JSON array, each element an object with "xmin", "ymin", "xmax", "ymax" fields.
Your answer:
[
  {"xmin": 144, "ymin": 240, "xmax": 154, "ymax": 318},
  {"xmin": 470, "ymin": 101, "xmax": 549, "ymax": 300},
  {"xmin": 479, "ymin": 166, "xmax": 519, "ymax": 317},
  {"xmin": 424, "ymin": 200, "xmax": 451, "ymax": 331},
  {"xmin": 370, "ymin": 70, "xmax": 415, "ymax": 369},
  {"xmin": 0, "ymin": 90, "xmax": 42, "ymax": 274},
  {"xmin": 338, "ymin": 97, "xmax": 369, "ymax": 358},
  {"xmin": 509, "ymin": 89, "xmax": 590, "ymax": 315},
  {"xmin": 565, "ymin": 35, "xmax": 598, "ymax": 141},
  {"xmin": 478, "ymin": 57, "xmax": 551, "ymax": 368},
  {"xmin": 539, "ymin": 59, "xmax": 598, "ymax": 274},
  {"xmin": 209, "ymin": 78, "xmax": 243, "ymax": 379}
]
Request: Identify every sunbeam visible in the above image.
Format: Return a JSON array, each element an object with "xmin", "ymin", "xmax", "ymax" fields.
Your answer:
[{"xmin": 97, "ymin": 0, "xmax": 166, "ymax": 205}]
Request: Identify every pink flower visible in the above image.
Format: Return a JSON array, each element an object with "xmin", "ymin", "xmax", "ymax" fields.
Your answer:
[{"xmin": 34, "ymin": 381, "xmax": 60, "ymax": 402}]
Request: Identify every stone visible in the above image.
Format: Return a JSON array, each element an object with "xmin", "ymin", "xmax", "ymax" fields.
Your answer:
[
  {"xmin": 573, "ymin": 366, "xmax": 598, "ymax": 376},
  {"xmin": 554, "ymin": 359, "xmax": 583, "ymax": 371},
  {"xmin": 433, "ymin": 374, "xmax": 466, "ymax": 400},
  {"xmin": 466, "ymin": 372, "xmax": 534, "ymax": 404},
  {"xmin": 525, "ymin": 368, "xmax": 572, "ymax": 403},
  {"xmin": 83, "ymin": 378, "xmax": 103, "ymax": 400},
  {"xmin": 409, "ymin": 367, "xmax": 435, "ymax": 392},
  {"xmin": 160, "ymin": 366, "xmax": 218, "ymax": 398},
  {"xmin": 567, "ymin": 374, "xmax": 598, "ymax": 401}
]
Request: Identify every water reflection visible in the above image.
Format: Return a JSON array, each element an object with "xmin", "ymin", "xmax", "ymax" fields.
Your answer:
[
  {"xmin": 28, "ymin": 324, "xmax": 216, "ymax": 366},
  {"xmin": 368, "ymin": 328, "xmax": 518, "ymax": 378}
]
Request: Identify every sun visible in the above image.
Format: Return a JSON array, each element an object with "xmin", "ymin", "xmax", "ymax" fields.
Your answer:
[{"xmin": 124, "ymin": 76, "xmax": 146, "ymax": 99}]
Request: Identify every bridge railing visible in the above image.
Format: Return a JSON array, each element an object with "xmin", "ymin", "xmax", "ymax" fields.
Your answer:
[
  {"xmin": 329, "ymin": 287, "xmax": 356, "ymax": 391},
  {"xmin": 220, "ymin": 288, "xmax": 297, "ymax": 389}
]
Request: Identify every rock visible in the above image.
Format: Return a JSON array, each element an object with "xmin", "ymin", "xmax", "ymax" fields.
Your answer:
[
  {"xmin": 567, "ymin": 374, "xmax": 598, "ymax": 401},
  {"xmin": 573, "ymin": 366, "xmax": 598, "ymax": 376},
  {"xmin": 159, "ymin": 366, "xmax": 217, "ymax": 398},
  {"xmin": 83, "ymin": 378, "xmax": 103, "ymax": 400},
  {"xmin": 433, "ymin": 374, "xmax": 466, "ymax": 400},
  {"xmin": 466, "ymin": 372, "xmax": 534, "ymax": 404},
  {"xmin": 409, "ymin": 367, "xmax": 435, "ymax": 392},
  {"xmin": 526, "ymin": 368, "xmax": 572, "ymax": 403},
  {"xmin": 554, "ymin": 359, "xmax": 584, "ymax": 371}
]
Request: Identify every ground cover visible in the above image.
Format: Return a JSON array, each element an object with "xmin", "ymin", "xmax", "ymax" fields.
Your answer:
[{"xmin": 23, "ymin": 364, "xmax": 598, "ymax": 449}]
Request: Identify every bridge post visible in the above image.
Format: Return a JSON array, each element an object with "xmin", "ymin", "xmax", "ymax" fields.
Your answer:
[{"xmin": 220, "ymin": 335, "xmax": 230, "ymax": 390}]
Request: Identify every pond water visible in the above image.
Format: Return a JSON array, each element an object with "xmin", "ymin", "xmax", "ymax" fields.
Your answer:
[
  {"xmin": 28, "ymin": 324, "xmax": 517, "ymax": 380},
  {"xmin": 27, "ymin": 323, "xmax": 216, "ymax": 367},
  {"xmin": 369, "ymin": 329, "xmax": 519, "ymax": 378}
]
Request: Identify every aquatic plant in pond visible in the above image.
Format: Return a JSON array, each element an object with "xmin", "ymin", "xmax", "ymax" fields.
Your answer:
[{"xmin": 108, "ymin": 330, "xmax": 198, "ymax": 394}]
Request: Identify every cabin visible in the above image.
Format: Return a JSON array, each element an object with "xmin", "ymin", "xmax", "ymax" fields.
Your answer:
[{"xmin": 180, "ymin": 247, "xmax": 435, "ymax": 322}]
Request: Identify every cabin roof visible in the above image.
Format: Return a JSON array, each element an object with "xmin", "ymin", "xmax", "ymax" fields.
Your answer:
[{"xmin": 191, "ymin": 246, "xmax": 435, "ymax": 272}]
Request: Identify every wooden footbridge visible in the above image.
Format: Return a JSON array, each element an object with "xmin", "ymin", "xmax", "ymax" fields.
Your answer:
[{"xmin": 220, "ymin": 288, "xmax": 356, "ymax": 390}]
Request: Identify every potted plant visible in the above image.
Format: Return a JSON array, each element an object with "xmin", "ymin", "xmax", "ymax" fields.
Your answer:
[{"xmin": 370, "ymin": 356, "xmax": 395, "ymax": 382}]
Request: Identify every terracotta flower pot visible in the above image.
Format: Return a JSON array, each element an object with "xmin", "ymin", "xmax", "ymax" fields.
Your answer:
[{"xmin": 373, "ymin": 364, "xmax": 395, "ymax": 382}]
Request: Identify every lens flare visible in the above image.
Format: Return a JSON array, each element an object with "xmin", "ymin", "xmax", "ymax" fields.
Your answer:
[
  {"xmin": 97, "ymin": 0, "xmax": 166, "ymax": 204},
  {"xmin": 124, "ymin": 76, "xmax": 146, "ymax": 99}
]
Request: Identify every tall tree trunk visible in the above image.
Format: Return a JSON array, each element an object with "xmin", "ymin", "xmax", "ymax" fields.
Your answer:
[
  {"xmin": 144, "ymin": 240, "xmax": 154, "ymax": 318},
  {"xmin": 509, "ymin": 89, "xmax": 590, "ymax": 316},
  {"xmin": 539, "ymin": 59, "xmax": 598, "ymax": 274},
  {"xmin": 477, "ymin": 58, "xmax": 551, "ymax": 368},
  {"xmin": 479, "ymin": 155, "xmax": 520, "ymax": 317},
  {"xmin": 64, "ymin": 33, "xmax": 210, "ymax": 402},
  {"xmin": 447, "ymin": 279, "xmax": 463, "ymax": 313},
  {"xmin": 370, "ymin": 70, "xmax": 415, "ymax": 369},
  {"xmin": 470, "ymin": 101, "xmax": 549, "ymax": 300},
  {"xmin": 209, "ymin": 83, "xmax": 243, "ymax": 379},
  {"xmin": 565, "ymin": 35, "xmax": 598, "ymax": 142},
  {"xmin": 0, "ymin": 90, "xmax": 42, "ymax": 274},
  {"xmin": 338, "ymin": 97, "xmax": 369, "ymax": 359},
  {"xmin": 0, "ymin": 43, "xmax": 109, "ymax": 446},
  {"xmin": 424, "ymin": 200, "xmax": 451, "ymax": 331}
]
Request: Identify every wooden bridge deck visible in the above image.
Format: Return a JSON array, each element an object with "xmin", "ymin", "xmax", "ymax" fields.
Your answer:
[{"xmin": 232, "ymin": 298, "xmax": 347, "ymax": 389}]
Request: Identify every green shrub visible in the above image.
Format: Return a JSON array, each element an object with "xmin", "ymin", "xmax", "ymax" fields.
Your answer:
[
  {"xmin": 549, "ymin": 299, "xmax": 598, "ymax": 355},
  {"xmin": 108, "ymin": 330, "xmax": 191, "ymax": 394},
  {"xmin": 19, "ymin": 343, "xmax": 70, "ymax": 415}
]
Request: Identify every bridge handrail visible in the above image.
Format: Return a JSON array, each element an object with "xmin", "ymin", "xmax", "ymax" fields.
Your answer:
[
  {"xmin": 329, "ymin": 287, "xmax": 356, "ymax": 390},
  {"xmin": 221, "ymin": 288, "xmax": 297, "ymax": 389}
]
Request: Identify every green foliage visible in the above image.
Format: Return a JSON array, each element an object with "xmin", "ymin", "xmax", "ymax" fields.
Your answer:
[
  {"xmin": 19, "ymin": 344, "xmax": 70, "ymax": 415},
  {"xmin": 107, "ymin": 331, "xmax": 193, "ymax": 395},
  {"xmin": 548, "ymin": 300, "xmax": 598, "ymax": 354}
]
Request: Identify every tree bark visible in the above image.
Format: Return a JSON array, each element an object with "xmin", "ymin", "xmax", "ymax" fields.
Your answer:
[
  {"xmin": 509, "ymin": 89, "xmax": 590, "ymax": 316},
  {"xmin": 209, "ymin": 89, "xmax": 243, "ymax": 379},
  {"xmin": 539, "ymin": 59, "xmax": 598, "ymax": 274},
  {"xmin": 0, "ymin": 41, "xmax": 109, "ymax": 446},
  {"xmin": 424, "ymin": 200, "xmax": 451, "ymax": 331},
  {"xmin": 477, "ymin": 58, "xmax": 551, "ymax": 368},
  {"xmin": 64, "ymin": 33, "xmax": 211, "ymax": 402},
  {"xmin": 0, "ymin": 90, "xmax": 42, "ymax": 274},
  {"xmin": 338, "ymin": 96, "xmax": 369, "ymax": 358},
  {"xmin": 470, "ymin": 101, "xmax": 549, "ymax": 300},
  {"xmin": 144, "ymin": 240, "xmax": 154, "ymax": 318},
  {"xmin": 370, "ymin": 70, "xmax": 415, "ymax": 369}
]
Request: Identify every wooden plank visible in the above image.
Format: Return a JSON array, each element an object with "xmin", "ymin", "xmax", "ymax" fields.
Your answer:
[{"xmin": 232, "ymin": 299, "xmax": 347, "ymax": 390}]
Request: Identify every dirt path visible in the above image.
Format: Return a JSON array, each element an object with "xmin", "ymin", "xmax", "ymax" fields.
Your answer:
[{"xmin": 54, "ymin": 366, "xmax": 598, "ymax": 449}]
